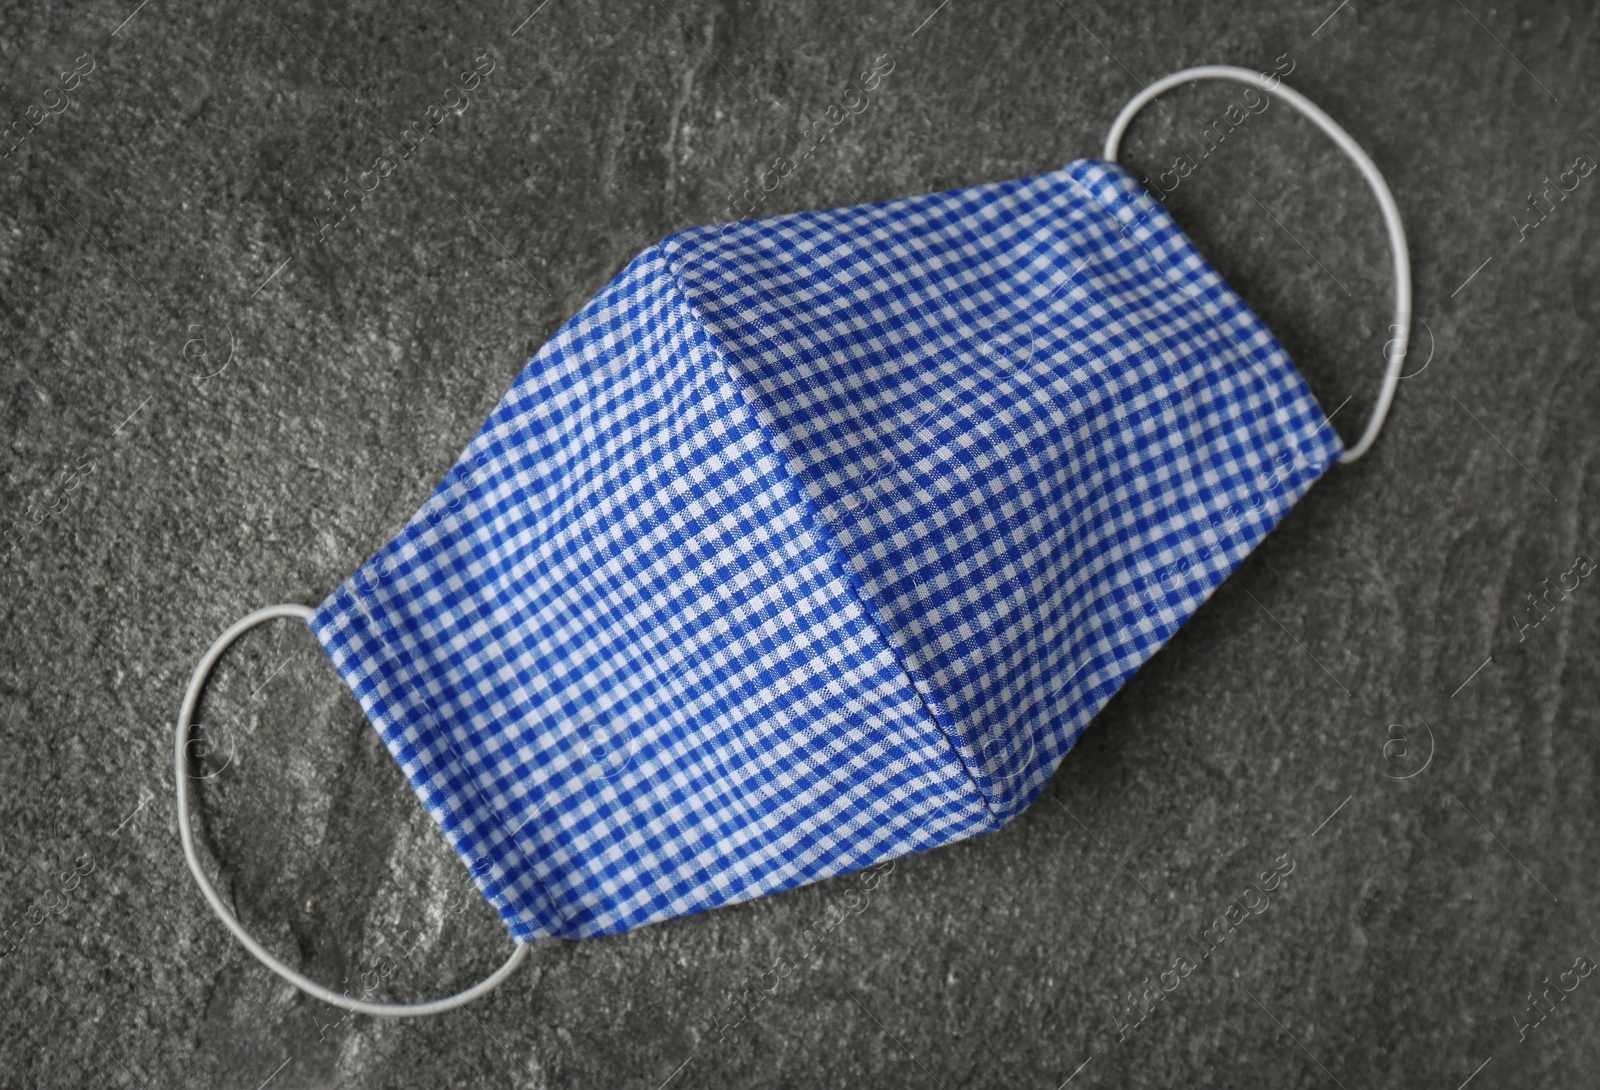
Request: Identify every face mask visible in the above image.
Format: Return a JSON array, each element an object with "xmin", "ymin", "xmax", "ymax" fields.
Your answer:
[{"xmin": 175, "ymin": 65, "xmax": 1411, "ymax": 1016}]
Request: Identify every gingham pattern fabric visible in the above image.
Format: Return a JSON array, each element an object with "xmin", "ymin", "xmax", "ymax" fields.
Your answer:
[{"xmin": 309, "ymin": 159, "xmax": 1343, "ymax": 941}]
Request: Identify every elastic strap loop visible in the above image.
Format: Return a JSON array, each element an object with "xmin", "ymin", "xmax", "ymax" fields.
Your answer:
[
  {"xmin": 174, "ymin": 603, "xmax": 529, "ymax": 1017},
  {"xmin": 1104, "ymin": 65, "xmax": 1410, "ymax": 464}
]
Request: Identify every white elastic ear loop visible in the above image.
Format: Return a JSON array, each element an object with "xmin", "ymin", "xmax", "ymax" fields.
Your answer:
[
  {"xmin": 1104, "ymin": 65, "xmax": 1411, "ymax": 464},
  {"xmin": 174, "ymin": 603, "xmax": 530, "ymax": 1017}
]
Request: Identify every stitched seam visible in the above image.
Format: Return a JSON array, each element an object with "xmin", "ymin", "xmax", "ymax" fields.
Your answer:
[
  {"xmin": 313, "ymin": 582, "xmax": 563, "ymax": 938},
  {"xmin": 653, "ymin": 239, "xmax": 1004, "ymax": 830},
  {"xmin": 1062, "ymin": 163, "xmax": 1342, "ymax": 507}
]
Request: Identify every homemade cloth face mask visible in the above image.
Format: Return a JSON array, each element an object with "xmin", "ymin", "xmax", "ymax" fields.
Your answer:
[{"xmin": 175, "ymin": 66, "xmax": 1412, "ymax": 1015}]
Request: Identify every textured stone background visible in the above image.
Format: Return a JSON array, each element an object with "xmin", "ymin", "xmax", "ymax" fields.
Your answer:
[{"xmin": 3, "ymin": 0, "xmax": 1598, "ymax": 1087}]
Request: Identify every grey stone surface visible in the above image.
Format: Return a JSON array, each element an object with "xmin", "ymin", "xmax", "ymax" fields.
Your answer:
[{"xmin": 2, "ymin": 0, "xmax": 1597, "ymax": 1086}]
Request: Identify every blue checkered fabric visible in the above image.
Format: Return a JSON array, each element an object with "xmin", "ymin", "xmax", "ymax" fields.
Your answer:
[{"xmin": 308, "ymin": 160, "xmax": 1343, "ymax": 941}]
